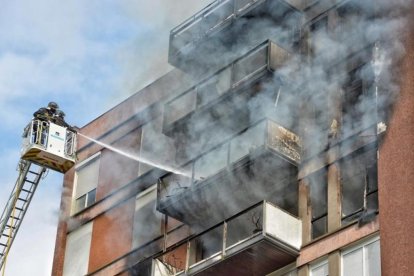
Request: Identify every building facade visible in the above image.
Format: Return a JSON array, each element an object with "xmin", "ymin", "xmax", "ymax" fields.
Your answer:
[{"xmin": 52, "ymin": 0, "xmax": 414, "ymax": 275}]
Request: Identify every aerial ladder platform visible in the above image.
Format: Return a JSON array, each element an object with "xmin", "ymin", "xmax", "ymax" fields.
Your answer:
[{"xmin": 0, "ymin": 105, "xmax": 77, "ymax": 271}]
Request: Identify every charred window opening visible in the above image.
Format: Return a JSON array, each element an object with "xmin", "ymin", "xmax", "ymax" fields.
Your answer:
[
  {"xmin": 342, "ymin": 64, "xmax": 375, "ymax": 133},
  {"xmin": 341, "ymin": 147, "xmax": 378, "ymax": 225},
  {"xmin": 309, "ymin": 168, "xmax": 328, "ymax": 239}
]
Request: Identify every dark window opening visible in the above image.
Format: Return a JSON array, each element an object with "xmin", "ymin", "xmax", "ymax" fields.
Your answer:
[
  {"xmin": 341, "ymin": 148, "xmax": 378, "ymax": 226},
  {"xmin": 342, "ymin": 64, "xmax": 376, "ymax": 133},
  {"xmin": 309, "ymin": 168, "xmax": 328, "ymax": 239}
]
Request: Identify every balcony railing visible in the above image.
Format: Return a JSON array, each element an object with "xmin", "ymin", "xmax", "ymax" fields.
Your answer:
[
  {"xmin": 152, "ymin": 201, "xmax": 302, "ymax": 276},
  {"xmin": 163, "ymin": 40, "xmax": 290, "ymax": 130},
  {"xmin": 158, "ymin": 119, "xmax": 301, "ymax": 209},
  {"xmin": 169, "ymin": 0, "xmax": 301, "ymax": 61}
]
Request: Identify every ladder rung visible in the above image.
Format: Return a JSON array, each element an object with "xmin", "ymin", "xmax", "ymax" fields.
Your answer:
[
  {"xmin": 21, "ymin": 188, "xmax": 33, "ymax": 193},
  {"xmin": 24, "ymin": 180, "xmax": 37, "ymax": 185},
  {"xmin": 1, "ymin": 233, "xmax": 10, "ymax": 238},
  {"xmin": 28, "ymin": 171, "xmax": 40, "ymax": 175},
  {"xmin": 5, "ymin": 225, "xmax": 16, "ymax": 230},
  {"xmin": 10, "ymin": 216, "xmax": 20, "ymax": 221},
  {"xmin": 15, "ymin": 207, "xmax": 24, "ymax": 212},
  {"xmin": 0, "ymin": 243, "xmax": 7, "ymax": 247},
  {"xmin": 17, "ymin": 198, "xmax": 28, "ymax": 203}
]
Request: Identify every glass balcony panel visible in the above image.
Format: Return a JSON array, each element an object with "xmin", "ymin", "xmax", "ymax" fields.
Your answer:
[
  {"xmin": 203, "ymin": 1, "xmax": 234, "ymax": 31},
  {"xmin": 234, "ymin": 0, "xmax": 255, "ymax": 13},
  {"xmin": 197, "ymin": 67, "xmax": 232, "ymax": 107},
  {"xmin": 155, "ymin": 201, "xmax": 301, "ymax": 275},
  {"xmin": 159, "ymin": 165, "xmax": 192, "ymax": 200},
  {"xmin": 229, "ymin": 121, "xmax": 266, "ymax": 164},
  {"xmin": 153, "ymin": 244, "xmax": 187, "ymax": 276},
  {"xmin": 164, "ymin": 90, "xmax": 196, "ymax": 126},
  {"xmin": 226, "ymin": 204, "xmax": 263, "ymax": 248},
  {"xmin": 188, "ymin": 224, "xmax": 223, "ymax": 267},
  {"xmin": 171, "ymin": 0, "xmax": 233, "ymax": 56},
  {"xmin": 233, "ymin": 45, "xmax": 268, "ymax": 85},
  {"xmin": 193, "ymin": 144, "xmax": 229, "ymax": 184}
]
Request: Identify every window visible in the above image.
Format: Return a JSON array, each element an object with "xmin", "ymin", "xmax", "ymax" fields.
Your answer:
[
  {"xmin": 310, "ymin": 259, "xmax": 329, "ymax": 276},
  {"xmin": 309, "ymin": 168, "xmax": 328, "ymax": 239},
  {"xmin": 73, "ymin": 153, "xmax": 100, "ymax": 214},
  {"xmin": 133, "ymin": 185, "xmax": 164, "ymax": 249},
  {"xmin": 342, "ymin": 236, "xmax": 381, "ymax": 276},
  {"xmin": 63, "ymin": 222, "xmax": 93, "ymax": 276},
  {"xmin": 74, "ymin": 189, "xmax": 96, "ymax": 212},
  {"xmin": 341, "ymin": 148, "xmax": 378, "ymax": 225},
  {"xmin": 342, "ymin": 65, "xmax": 376, "ymax": 134}
]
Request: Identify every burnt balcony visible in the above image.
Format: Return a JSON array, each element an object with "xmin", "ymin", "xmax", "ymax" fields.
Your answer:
[
  {"xmin": 157, "ymin": 119, "xmax": 301, "ymax": 227},
  {"xmin": 168, "ymin": 0, "xmax": 302, "ymax": 76},
  {"xmin": 163, "ymin": 40, "xmax": 296, "ymax": 161},
  {"xmin": 152, "ymin": 201, "xmax": 302, "ymax": 276}
]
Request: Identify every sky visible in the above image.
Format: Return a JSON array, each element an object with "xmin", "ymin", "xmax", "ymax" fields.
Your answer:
[{"xmin": 0, "ymin": 1, "xmax": 211, "ymax": 275}]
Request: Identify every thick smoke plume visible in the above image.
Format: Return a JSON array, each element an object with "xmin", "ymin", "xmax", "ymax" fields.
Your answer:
[{"xmin": 69, "ymin": 0, "xmax": 411, "ymax": 273}]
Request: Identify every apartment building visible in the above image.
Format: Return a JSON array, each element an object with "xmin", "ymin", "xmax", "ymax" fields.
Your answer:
[{"xmin": 52, "ymin": 0, "xmax": 414, "ymax": 275}]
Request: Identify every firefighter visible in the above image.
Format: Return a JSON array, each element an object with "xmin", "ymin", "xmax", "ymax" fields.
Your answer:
[
  {"xmin": 53, "ymin": 110, "xmax": 70, "ymax": 127},
  {"xmin": 46, "ymin": 102, "xmax": 59, "ymax": 117},
  {"xmin": 33, "ymin": 107, "xmax": 50, "ymax": 121}
]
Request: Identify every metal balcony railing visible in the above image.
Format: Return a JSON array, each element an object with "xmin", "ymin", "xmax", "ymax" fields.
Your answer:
[
  {"xmin": 152, "ymin": 201, "xmax": 302, "ymax": 276},
  {"xmin": 158, "ymin": 119, "xmax": 301, "ymax": 205},
  {"xmin": 169, "ymin": 0, "xmax": 301, "ymax": 60},
  {"xmin": 163, "ymin": 40, "xmax": 290, "ymax": 129}
]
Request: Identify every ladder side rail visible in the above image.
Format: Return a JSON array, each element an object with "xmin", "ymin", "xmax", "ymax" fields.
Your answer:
[
  {"xmin": 0, "ymin": 162, "xmax": 31, "ymax": 235},
  {"xmin": 0, "ymin": 162, "xmax": 46, "ymax": 269}
]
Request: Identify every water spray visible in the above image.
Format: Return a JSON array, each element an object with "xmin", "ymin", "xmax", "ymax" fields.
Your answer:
[{"xmin": 77, "ymin": 132, "xmax": 190, "ymax": 176}]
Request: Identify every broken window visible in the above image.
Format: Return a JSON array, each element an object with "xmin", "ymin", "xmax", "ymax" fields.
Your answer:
[
  {"xmin": 309, "ymin": 168, "xmax": 328, "ymax": 239},
  {"xmin": 342, "ymin": 64, "xmax": 376, "ymax": 134},
  {"xmin": 341, "ymin": 147, "xmax": 378, "ymax": 225}
]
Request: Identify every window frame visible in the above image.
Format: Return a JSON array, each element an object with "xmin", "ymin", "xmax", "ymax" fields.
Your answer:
[
  {"xmin": 309, "ymin": 258, "xmax": 329, "ymax": 276},
  {"xmin": 340, "ymin": 147, "xmax": 379, "ymax": 226},
  {"xmin": 341, "ymin": 235, "xmax": 381, "ymax": 276},
  {"xmin": 71, "ymin": 152, "xmax": 101, "ymax": 215}
]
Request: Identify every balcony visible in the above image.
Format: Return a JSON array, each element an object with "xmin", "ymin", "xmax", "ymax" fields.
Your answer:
[
  {"xmin": 163, "ymin": 40, "xmax": 294, "ymax": 159},
  {"xmin": 157, "ymin": 119, "xmax": 301, "ymax": 226},
  {"xmin": 152, "ymin": 201, "xmax": 302, "ymax": 276},
  {"xmin": 168, "ymin": 0, "xmax": 302, "ymax": 75}
]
